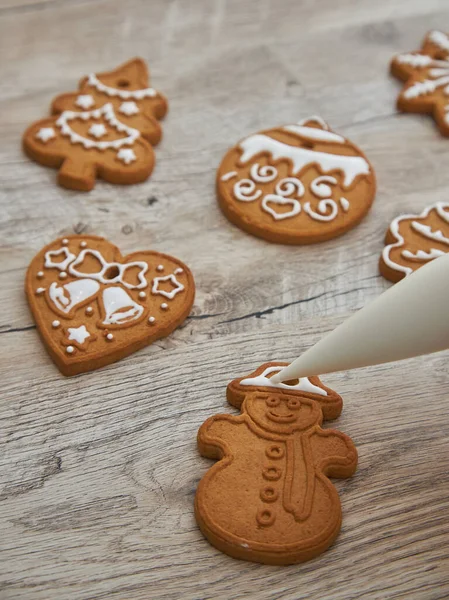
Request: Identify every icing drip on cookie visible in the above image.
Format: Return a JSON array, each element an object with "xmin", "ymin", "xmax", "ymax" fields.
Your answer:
[{"xmin": 240, "ymin": 365, "xmax": 328, "ymax": 397}]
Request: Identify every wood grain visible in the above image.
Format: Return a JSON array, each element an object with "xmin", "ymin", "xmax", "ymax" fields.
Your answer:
[{"xmin": 1, "ymin": 0, "xmax": 449, "ymax": 598}]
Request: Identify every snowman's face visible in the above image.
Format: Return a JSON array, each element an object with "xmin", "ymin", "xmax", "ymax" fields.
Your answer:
[{"xmin": 244, "ymin": 393, "xmax": 321, "ymax": 435}]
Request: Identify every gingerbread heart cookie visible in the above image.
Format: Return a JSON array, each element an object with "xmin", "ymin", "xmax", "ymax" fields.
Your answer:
[
  {"xmin": 379, "ymin": 202, "xmax": 449, "ymax": 282},
  {"xmin": 23, "ymin": 59, "xmax": 167, "ymax": 191},
  {"xmin": 26, "ymin": 235, "xmax": 194, "ymax": 375},
  {"xmin": 391, "ymin": 30, "xmax": 449, "ymax": 136},
  {"xmin": 195, "ymin": 362, "xmax": 357, "ymax": 565},
  {"xmin": 216, "ymin": 117, "xmax": 376, "ymax": 244}
]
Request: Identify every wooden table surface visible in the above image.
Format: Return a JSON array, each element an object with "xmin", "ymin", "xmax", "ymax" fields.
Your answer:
[{"xmin": 1, "ymin": 0, "xmax": 449, "ymax": 598}]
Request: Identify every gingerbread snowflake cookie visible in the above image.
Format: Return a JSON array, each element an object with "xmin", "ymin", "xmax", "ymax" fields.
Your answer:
[
  {"xmin": 195, "ymin": 362, "xmax": 357, "ymax": 565},
  {"xmin": 26, "ymin": 235, "xmax": 194, "ymax": 375},
  {"xmin": 391, "ymin": 30, "xmax": 449, "ymax": 136},
  {"xmin": 380, "ymin": 202, "xmax": 449, "ymax": 282},
  {"xmin": 23, "ymin": 59, "xmax": 167, "ymax": 191},
  {"xmin": 216, "ymin": 117, "xmax": 376, "ymax": 244}
]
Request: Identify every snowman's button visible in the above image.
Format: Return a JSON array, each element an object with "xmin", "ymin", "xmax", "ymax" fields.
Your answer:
[
  {"xmin": 256, "ymin": 507, "xmax": 276, "ymax": 527},
  {"xmin": 260, "ymin": 486, "xmax": 278, "ymax": 503},
  {"xmin": 265, "ymin": 444, "xmax": 284, "ymax": 460},
  {"xmin": 262, "ymin": 465, "xmax": 282, "ymax": 481}
]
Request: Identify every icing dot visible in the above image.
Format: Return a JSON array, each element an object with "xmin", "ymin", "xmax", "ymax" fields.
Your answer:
[
  {"xmin": 157, "ymin": 265, "xmax": 164, "ymax": 272},
  {"xmin": 66, "ymin": 346, "xmax": 74, "ymax": 354},
  {"xmin": 37, "ymin": 271, "xmax": 44, "ymax": 278},
  {"xmin": 161, "ymin": 303, "xmax": 168, "ymax": 310},
  {"xmin": 106, "ymin": 333, "xmax": 114, "ymax": 341},
  {"xmin": 138, "ymin": 291, "xmax": 146, "ymax": 299},
  {"xmin": 148, "ymin": 316, "xmax": 156, "ymax": 324},
  {"xmin": 62, "ymin": 239, "xmax": 68, "ymax": 245},
  {"xmin": 52, "ymin": 320, "xmax": 60, "ymax": 328},
  {"xmin": 85, "ymin": 306, "xmax": 93, "ymax": 315},
  {"xmin": 36, "ymin": 287, "xmax": 45, "ymax": 294},
  {"xmin": 80, "ymin": 241, "xmax": 87, "ymax": 248},
  {"xmin": 59, "ymin": 271, "xmax": 67, "ymax": 279},
  {"xmin": 174, "ymin": 268, "xmax": 183, "ymax": 275}
]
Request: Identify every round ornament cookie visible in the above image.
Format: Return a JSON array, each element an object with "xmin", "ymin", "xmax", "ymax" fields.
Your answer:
[{"xmin": 216, "ymin": 117, "xmax": 376, "ymax": 244}]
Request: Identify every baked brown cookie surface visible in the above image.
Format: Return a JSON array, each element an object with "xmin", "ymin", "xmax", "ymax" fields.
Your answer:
[
  {"xmin": 26, "ymin": 235, "xmax": 194, "ymax": 376},
  {"xmin": 23, "ymin": 59, "xmax": 167, "ymax": 191},
  {"xmin": 195, "ymin": 362, "xmax": 357, "ymax": 565},
  {"xmin": 216, "ymin": 117, "xmax": 376, "ymax": 244}
]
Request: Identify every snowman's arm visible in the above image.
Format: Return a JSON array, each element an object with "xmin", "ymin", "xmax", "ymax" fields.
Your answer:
[
  {"xmin": 197, "ymin": 414, "xmax": 245, "ymax": 461},
  {"xmin": 308, "ymin": 427, "xmax": 358, "ymax": 478}
]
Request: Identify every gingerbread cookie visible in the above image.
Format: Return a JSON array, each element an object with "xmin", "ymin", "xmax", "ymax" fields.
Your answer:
[
  {"xmin": 216, "ymin": 117, "xmax": 376, "ymax": 244},
  {"xmin": 26, "ymin": 235, "xmax": 194, "ymax": 375},
  {"xmin": 195, "ymin": 362, "xmax": 357, "ymax": 565},
  {"xmin": 23, "ymin": 59, "xmax": 167, "ymax": 191},
  {"xmin": 391, "ymin": 30, "xmax": 449, "ymax": 136},
  {"xmin": 380, "ymin": 202, "xmax": 449, "ymax": 282}
]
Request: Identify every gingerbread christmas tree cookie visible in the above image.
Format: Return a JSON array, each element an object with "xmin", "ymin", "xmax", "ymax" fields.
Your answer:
[
  {"xmin": 26, "ymin": 235, "xmax": 194, "ymax": 376},
  {"xmin": 391, "ymin": 30, "xmax": 449, "ymax": 135},
  {"xmin": 23, "ymin": 59, "xmax": 167, "ymax": 191},
  {"xmin": 216, "ymin": 117, "xmax": 376, "ymax": 244},
  {"xmin": 380, "ymin": 202, "xmax": 449, "ymax": 282},
  {"xmin": 195, "ymin": 362, "xmax": 357, "ymax": 565}
]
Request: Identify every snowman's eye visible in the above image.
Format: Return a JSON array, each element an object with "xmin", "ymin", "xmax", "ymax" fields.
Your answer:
[
  {"xmin": 266, "ymin": 396, "xmax": 280, "ymax": 407},
  {"xmin": 310, "ymin": 176, "xmax": 338, "ymax": 199},
  {"xmin": 287, "ymin": 398, "xmax": 301, "ymax": 410}
]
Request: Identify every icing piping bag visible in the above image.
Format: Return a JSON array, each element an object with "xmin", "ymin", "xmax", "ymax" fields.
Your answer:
[{"xmin": 271, "ymin": 252, "xmax": 449, "ymax": 383}]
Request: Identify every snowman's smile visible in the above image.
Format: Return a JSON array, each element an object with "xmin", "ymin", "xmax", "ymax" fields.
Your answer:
[{"xmin": 267, "ymin": 410, "xmax": 297, "ymax": 423}]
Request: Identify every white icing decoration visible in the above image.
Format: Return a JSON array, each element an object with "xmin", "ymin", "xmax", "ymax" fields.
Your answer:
[
  {"xmin": 88, "ymin": 123, "xmax": 107, "ymax": 138},
  {"xmin": 174, "ymin": 268, "xmax": 183, "ymax": 274},
  {"xmin": 62, "ymin": 239, "xmax": 69, "ymax": 245},
  {"xmin": 59, "ymin": 272, "xmax": 67, "ymax": 279},
  {"xmin": 156, "ymin": 265, "xmax": 164, "ymax": 271},
  {"xmin": 36, "ymin": 288, "xmax": 45, "ymax": 294},
  {"xmin": 75, "ymin": 95, "xmax": 95, "ymax": 109},
  {"xmin": 52, "ymin": 320, "xmax": 60, "ymax": 328},
  {"xmin": 382, "ymin": 203, "xmax": 449, "ymax": 276},
  {"xmin": 404, "ymin": 78, "xmax": 449, "ymax": 99},
  {"xmin": 119, "ymin": 101, "xmax": 139, "ymax": 116},
  {"xmin": 35, "ymin": 127, "xmax": 56, "ymax": 143},
  {"xmin": 428, "ymin": 30, "xmax": 449, "ymax": 52},
  {"xmin": 161, "ymin": 303, "xmax": 168, "ymax": 310},
  {"xmin": 401, "ymin": 248, "xmax": 445, "ymax": 260},
  {"xmin": 340, "ymin": 197, "xmax": 350, "ymax": 212},
  {"xmin": 411, "ymin": 221, "xmax": 449, "ymax": 245},
  {"xmin": 117, "ymin": 148, "xmax": 137, "ymax": 164},
  {"xmin": 240, "ymin": 366, "xmax": 328, "ymax": 397},
  {"xmin": 37, "ymin": 271, "xmax": 44, "ymax": 278},
  {"xmin": 395, "ymin": 39, "xmax": 449, "ymax": 100},
  {"xmin": 68, "ymin": 249, "xmax": 148, "ymax": 289},
  {"xmin": 239, "ymin": 134, "xmax": 370, "ymax": 188},
  {"xmin": 310, "ymin": 175, "xmax": 338, "ymax": 199},
  {"xmin": 85, "ymin": 306, "xmax": 93, "ymax": 315},
  {"xmin": 261, "ymin": 195, "xmax": 301, "ymax": 221},
  {"xmin": 48, "ymin": 279, "xmax": 100, "ymax": 314},
  {"xmin": 303, "ymin": 199, "xmax": 339, "ymax": 222},
  {"xmin": 106, "ymin": 333, "xmax": 114, "ymax": 340},
  {"xmin": 44, "ymin": 247, "xmax": 76, "ymax": 271},
  {"xmin": 87, "ymin": 73, "xmax": 157, "ymax": 100},
  {"xmin": 283, "ymin": 124, "xmax": 345, "ymax": 144},
  {"xmin": 148, "ymin": 316, "xmax": 155, "ymax": 323},
  {"xmin": 233, "ymin": 179, "xmax": 262, "ymax": 202},
  {"xmin": 138, "ymin": 291, "xmax": 146, "ymax": 299},
  {"xmin": 80, "ymin": 241, "xmax": 87, "ymax": 248},
  {"xmin": 102, "ymin": 286, "xmax": 144, "ymax": 325},
  {"xmin": 56, "ymin": 103, "xmax": 140, "ymax": 151},
  {"xmin": 250, "ymin": 163, "xmax": 278, "ymax": 183},
  {"xmin": 297, "ymin": 116, "xmax": 329, "ymax": 129},
  {"xmin": 275, "ymin": 177, "xmax": 304, "ymax": 198},
  {"xmin": 66, "ymin": 346, "xmax": 75, "ymax": 354},
  {"xmin": 221, "ymin": 171, "xmax": 238, "ymax": 182},
  {"xmin": 152, "ymin": 274, "xmax": 184, "ymax": 299},
  {"xmin": 67, "ymin": 325, "xmax": 90, "ymax": 344}
]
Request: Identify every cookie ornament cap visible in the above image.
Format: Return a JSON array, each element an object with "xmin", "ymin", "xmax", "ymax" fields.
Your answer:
[
  {"xmin": 391, "ymin": 30, "xmax": 449, "ymax": 136},
  {"xmin": 216, "ymin": 117, "xmax": 376, "ymax": 244},
  {"xmin": 25, "ymin": 235, "xmax": 195, "ymax": 376},
  {"xmin": 380, "ymin": 202, "xmax": 449, "ymax": 282},
  {"xmin": 23, "ymin": 58, "xmax": 168, "ymax": 191},
  {"xmin": 195, "ymin": 362, "xmax": 357, "ymax": 565}
]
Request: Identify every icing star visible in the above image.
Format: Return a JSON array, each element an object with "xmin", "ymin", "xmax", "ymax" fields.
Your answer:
[
  {"xmin": 119, "ymin": 101, "xmax": 139, "ymax": 116},
  {"xmin": 88, "ymin": 123, "xmax": 107, "ymax": 138},
  {"xmin": 35, "ymin": 127, "xmax": 56, "ymax": 143},
  {"xmin": 75, "ymin": 94, "xmax": 95, "ymax": 109},
  {"xmin": 151, "ymin": 274, "xmax": 184, "ymax": 299},
  {"xmin": 67, "ymin": 325, "xmax": 91, "ymax": 344},
  {"xmin": 117, "ymin": 148, "xmax": 136, "ymax": 164}
]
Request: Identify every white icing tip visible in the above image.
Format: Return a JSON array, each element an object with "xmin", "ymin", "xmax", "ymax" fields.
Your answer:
[
  {"xmin": 59, "ymin": 272, "xmax": 67, "ymax": 279},
  {"xmin": 156, "ymin": 265, "xmax": 164, "ymax": 271},
  {"xmin": 106, "ymin": 333, "xmax": 114, "ymax": 341},
  {"xmin": 66, "ymin": 346, "xmax": 74, "ymax": 354},
  {"xmin": 36, "ymin": 287, "xmax": 45, "ymax": 294},
  {"xmin": 161, "ymin": 303, "xmax": 168, "ymax": 310},
  {"xmin": 148, "ymin": 316, "xmax": 156, "ymax": 323},
  {"xmin": 138, "ymin": 291, "xmax": 146, "ymax": 299},
  {"xmin": 37, "ymin": 271, "xmax": 44, "ymax": 278},
  {"xmin": 62, "ymin": 239, "xmax": 68, "ymax": 245},
  {"xmin": 85, "ymin": 307, "xmax": 93, "ymax": 315},
  {"xmin": 52, "ymin": 320, "xmax": 60, "ymax": 328},
  {"xmin": 174, "ymin": 268, "xmax": 183, "ymax": 275},
  {"xmin": 80, "ymin": 241, "xmax": 87, "ymax": 248}
]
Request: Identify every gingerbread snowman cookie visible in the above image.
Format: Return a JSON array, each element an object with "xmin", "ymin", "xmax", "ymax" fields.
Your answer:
[
  {"xmin": 195, "ymin": 363, "xmax": 357, "ymax": 565},
  {"xmin": 391, "ymin": 30, "xmax": 449, "ymax": 136},
  {"xmin": 216, "ymin": 117, "xmax": 376, "ymax": 244},
  {"xmin": 380, "ymin": 202, "xmax": 449, "ymax": 282},
  {"xmin": 26, "ymin": 235, "xmax": 194, "ymax": 375},
  {"xmin": 23, "ymin": 59, "xmax": 167, "ymax": 191}
]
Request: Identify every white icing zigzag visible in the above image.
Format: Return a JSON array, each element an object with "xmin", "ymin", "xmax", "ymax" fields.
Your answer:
[{"xmin": 87, "ymin": 73, "xmax": 157, "ymax": 100}]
